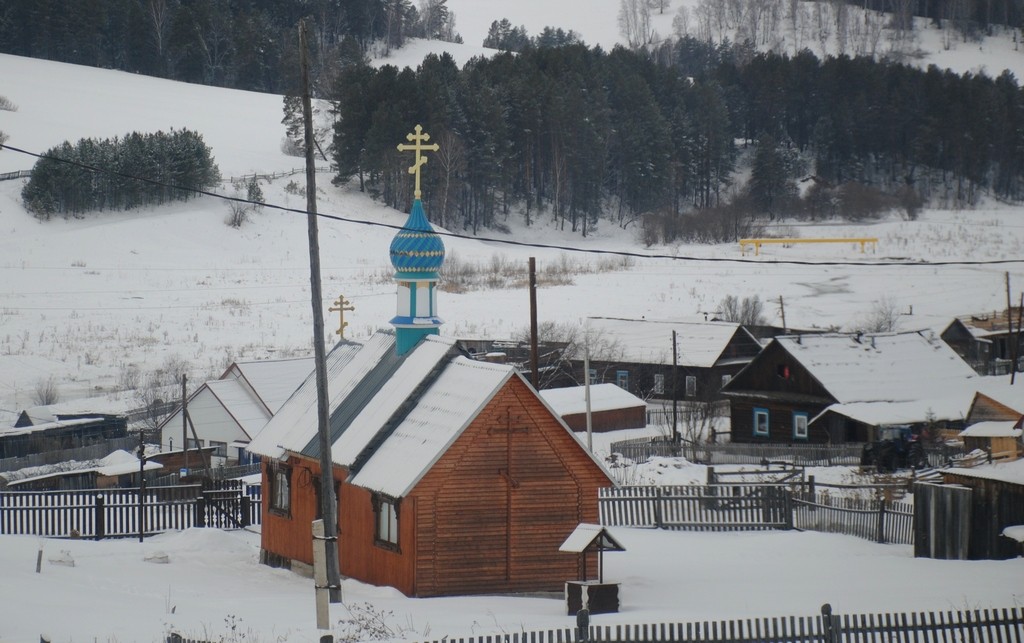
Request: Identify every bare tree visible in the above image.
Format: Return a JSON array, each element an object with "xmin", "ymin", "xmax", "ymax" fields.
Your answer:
[
  {"xmin": 619, "ymin": 0, "xmax": 653, "ymax": 49},
  {"xmin": 672, "ymin": 5, "xmax": 691, "ymax": 38},
  {"xmin": 718, "ymin": 295, "xmax": 768, "ymax": 326},
  {"xmin": 853, "ymin": 296, "xmax": 902, "ymax": 333},
  {"xmin": 33, "ymin": 376, "xmax": 60, "ymax": 406}
]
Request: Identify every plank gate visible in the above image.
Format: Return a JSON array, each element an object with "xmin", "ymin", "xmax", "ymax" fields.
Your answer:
[
  {"xmin": 0, "ymin": 482, "xmax": 261, "ymax": 539},
  {"xmin": 166, "ymin": 605, "xmax": 1024, "ymax": 643}
]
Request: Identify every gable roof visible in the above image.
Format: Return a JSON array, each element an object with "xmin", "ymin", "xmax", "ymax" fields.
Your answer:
[
  {"xmin": 248, "ymin": 331, "xmax": 610, "ymax": 498},
  {"xmin": 204, "ymin": 379, "xmax": 272, "ymax": 438},
  {"xmin": 774, "ymin": 331, "xmax": 978, "ymax": 404},
  {"xmin": 585, "ymin": 317, "xmax": 758, "ymax": 367},
  {"xmin": 227, "ymin": 357, "xmax": 314, "ymax": 414}
]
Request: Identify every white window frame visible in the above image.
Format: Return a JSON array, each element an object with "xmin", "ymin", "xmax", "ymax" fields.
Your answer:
[
  {"xmin": 653, "ymin": 373, "xmax": 665, "ymax": 394},
  {"xmin": 721, "ymin": 374, "xmax": 732, "ymax": 388},
  {"xmin": 793, "ymin": 412, "xmax": 809, "ymax": 440},
  {"xmin": 685, "ymin": 375, "xmax": 697, "ymax": 397},
  {"xmin": 753, "ymin": 407, "xmax": 770, "ymax": 437},
  {"xmin": 270, "ymin": 467, "xmax": 290, "ymax": 515}
]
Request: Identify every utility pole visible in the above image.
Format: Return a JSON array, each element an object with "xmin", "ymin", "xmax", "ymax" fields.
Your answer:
[
  {"xmin": 778, "ymin": 295, "xmax": 787, "ymax": 331},
  {"xmin": 672, "ymin": 330, "xmax": 679, "ymax": 445},
  {"xmin": 300, "ymin": 19, "xmax": 342, "ymax": 605},
  {"xmin": 181, "ymin": 374, "xmax": 188, "ymax": 473},
  {"xmin": 1007, "ymin": 272, "xmax": 1015, "ymax": 383},
  {"xmin": 138, "ymin": 428, "xmax": 146, "ymax": 543},
  {"xmin": 529, "ymin": 257, "xmax": 539, "ymax": 388}
]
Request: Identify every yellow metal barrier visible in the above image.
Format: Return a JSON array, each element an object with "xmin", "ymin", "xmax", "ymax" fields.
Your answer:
[{"xmin": 739, "ymin": 237, "xmax": 879, "ymax": 256}]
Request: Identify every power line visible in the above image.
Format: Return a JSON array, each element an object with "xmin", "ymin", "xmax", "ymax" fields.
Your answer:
[{"xmin": 4, "ymin": 142, "xmax": 1024, "ymax": 267}]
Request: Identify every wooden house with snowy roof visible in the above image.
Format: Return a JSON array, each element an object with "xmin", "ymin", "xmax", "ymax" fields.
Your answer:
[
  {"xmin": 722, "ymin": 331, "xmax": 980, "ymax": 444},
  {"xmin": 573, "ymin": 317, "xmax": 763, "ymax": 403},
  {"xmin": 247, "ymin": 130, "xmax": 614, "ymax": 597}
]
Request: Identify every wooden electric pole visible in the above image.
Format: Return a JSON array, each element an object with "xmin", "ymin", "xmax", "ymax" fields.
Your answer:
[
  {"xmin": 529, "ymin": 257, "xmax": 539, "ymax": 388},
  {"xmin": 300, "ymin": 19, "xmax": 342, "ymax": 605},
  {"xmin": 778, "ymin": 295, "xmax": 787, "ymax": 331}
]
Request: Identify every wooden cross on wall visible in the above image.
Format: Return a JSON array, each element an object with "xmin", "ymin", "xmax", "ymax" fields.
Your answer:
[
  {"xmin": 490, "ymin": 407, "xmax": 529, "ymax": 489},
  {"xmin": 328, "ymin": 295, "xmax": 354, "ymax": 338}
]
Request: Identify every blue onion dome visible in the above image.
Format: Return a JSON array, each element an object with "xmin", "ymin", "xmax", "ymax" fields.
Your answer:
[{"xmin": 389, "ymin": 199, "xmax": 445, "ymax": 273}]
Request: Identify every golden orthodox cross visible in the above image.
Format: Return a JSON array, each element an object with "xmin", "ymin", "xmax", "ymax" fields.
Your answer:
[
  {"xmin": 328, "ymin": 295, "xmax": 354, "ymax": 338},
  {"xmin": 396, "ymin": 124, "xmax": 439, "ymax": 199}
]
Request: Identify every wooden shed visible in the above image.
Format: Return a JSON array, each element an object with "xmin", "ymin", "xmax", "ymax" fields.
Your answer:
[
  {"xmin": 248, "ymin": 333, "xmax": 615, "ymax": 597},
  {"xmin": 958, "ymin": 421, "xmax": 1022, "ymax": 461},
  {"xmin": 539, "ymin": 383, "xmax": 647, "ymax": 432},
  {"xmin": 940, "ymin": 462, "xmax": 1024, "ymax": 559}
]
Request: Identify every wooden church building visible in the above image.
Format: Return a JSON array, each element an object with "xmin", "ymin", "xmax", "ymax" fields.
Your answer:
[{"xmin": 247, "ymin": 128, "xmax": 614, "ymax": 597}]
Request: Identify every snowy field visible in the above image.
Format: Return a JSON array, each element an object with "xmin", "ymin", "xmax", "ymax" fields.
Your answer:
[{"xmin": 2, "ymin": 46, "xmax": 1024, "ymax": 421}]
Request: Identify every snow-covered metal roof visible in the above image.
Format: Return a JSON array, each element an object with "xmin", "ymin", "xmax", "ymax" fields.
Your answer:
[
  {"xmin": 540, "ymin": 383, "xmax": 646, "ymax": 416},
  {"xmin": 230, "ymin": 357, "xmax": 313, "ymax": 413},
  {"xmin": 775, "ymin": 331, "xmax": 979, "ymax": 404},
  {"xmin": 959, "ymin": 421, "xmax": 1022, "ymax": 438},
  {"xmin": 248, "ymin": 331, "xmax": 609, "ymax": 498},
  {"xmin": 348, "ymin": 356, "xmax": 514, "ymax": 498},
  {"xmin": 205, "ymin": 379, "xmax": 272, "ymax": 437},
  {"xmin": 585, "ymin": 317, "xmax": 754, "ymax": 368}
]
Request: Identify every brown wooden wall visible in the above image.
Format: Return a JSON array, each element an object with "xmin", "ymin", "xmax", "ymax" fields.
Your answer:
[
  {"xmin": 729, "ymin": 398, "xmax": 832, "ymax": 444},
  {"xmin": 966, "ymin": 395, "xmax": 1022, "ymax": 424},
  {"xmin": 260, "ymin": 458, "xmax": 346, "ymax": 568},
  {"xmin": 409, "ymin": 376, "xmax": 610, "ymax": 597},
  {"xmin": 560, "ymin": 406, "xmax": 646, "ymax": 432}
]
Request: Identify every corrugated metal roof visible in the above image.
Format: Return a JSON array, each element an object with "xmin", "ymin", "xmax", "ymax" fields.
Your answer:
[
  {"xmin": 348, "ymin": 356, "xmax": 514, "ymax": 497},
  {"xmin": 232, "ymin": 357, "xmax": 314, "ymax": 413},
  {"xmin": 205, "ymin": 379, "xmax": 271, "ymax": 437}
]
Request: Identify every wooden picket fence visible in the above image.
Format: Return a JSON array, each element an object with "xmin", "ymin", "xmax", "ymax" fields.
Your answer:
[
  {"xmin": 599, "ymin": 485, "xmax": 792, "ymax": 531},
  {"xmin": 168, "ymin": 605, "xmax": 1024, "ymax": 643},
  {"xmin": 600, "ymin": 486, "xmax": 913, "ymax": 545},
  {"xmin": 0, "ymin": 482, "xmax": 260, "ymax": 539}
]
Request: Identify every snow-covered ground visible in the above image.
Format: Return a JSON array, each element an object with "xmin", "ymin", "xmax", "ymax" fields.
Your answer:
[{"xmin": 1, "ymin": 524, "xmax": 1020, "ymax": 643}]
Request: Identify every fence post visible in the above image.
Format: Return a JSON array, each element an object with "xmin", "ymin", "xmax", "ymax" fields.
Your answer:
[
  {"xmin": 654, "ymin": 487, "xmax": 663, "ymax": 530},
  {"xmin": 240, "ymin": 496, "xmax": 251, "ymax": 528},
  {"xmin": 784, "ymin": 488, "xmax": 794, "ymax": 530},
  {"xmin": 876, "ymin": 497, "xmax": 887, "ymax": 544},
  {"xmin": 195, "ymin": 497, "xmax": 206, "ymax": 528},
  {"xmin": 94, "ymin": 495, "xmax": 105, "ymax": 541},
  {"xmin": 820, "ymin": 603, "xmax": 840, "ymax": 643}
]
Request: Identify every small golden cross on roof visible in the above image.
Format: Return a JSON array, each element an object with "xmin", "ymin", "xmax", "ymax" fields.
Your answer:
[
  {"xmin": 396, "ymin": 124, "xmax": 439, "ymax": 199},
  {"xmin": 328, "ymin": 295, "xmax": 354, "ymax": 337}
]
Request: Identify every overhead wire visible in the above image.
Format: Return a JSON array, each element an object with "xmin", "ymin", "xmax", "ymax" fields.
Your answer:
[{"xmin": 3, "ymin": 142, "xmax": 1024, "ymax": 267}]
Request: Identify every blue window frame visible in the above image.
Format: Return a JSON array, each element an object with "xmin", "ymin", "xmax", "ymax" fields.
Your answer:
[
  {"xmin": 753, "ymin": 407, "xmax": 770, "ymax": 437},
  {"xmin": 616, "ymin": 370, "xmax": 629, "ymax": 389},
  {"xmin": 792, "ymin": 412, "xmax": 809, "ymax": 440}
]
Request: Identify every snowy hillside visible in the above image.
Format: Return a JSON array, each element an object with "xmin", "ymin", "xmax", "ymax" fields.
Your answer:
[{"xmin": 3, "ymin": 0, "xmax": 1024, "ymax": 423}]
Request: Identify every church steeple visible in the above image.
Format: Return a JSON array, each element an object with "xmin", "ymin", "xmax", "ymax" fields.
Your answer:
[{"xmin": 390, "ymin": 125, "xmax": 445, "ymax": 355}]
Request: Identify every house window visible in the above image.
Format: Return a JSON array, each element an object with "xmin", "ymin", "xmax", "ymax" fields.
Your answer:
[
  {"xmin": 721, "ymin": 374, "xmax": 732, "ymax": 388},
  {"xmin": 616, "ymin": 370, "xmax": 629, "ymax": 389},
  {"xmin": 776, "ymin": 364, "xmax": 791, "ymax": 379},
  {"xmin": 753, "ymin": 407, "xmax": 770, "ymax": 437},
  {"xmin": 654, "ymin": 373, "xmax": 665, "ymax": 394},
  {"xmin": 587, "ymin": 368, "xmax": 598, "ymax": 383},
  {"xmin": 210, "ymin": 441, "xmax": 227, "ymax": 457},
  {"xmin": 269, "ymin": 466, "xmax": 291, "ymax": 515},
  {"xmin": 792, "ymin": 412, "xmax": 809, "ymax": 440},
  {"xmin": 186, "ymin": 438, "xmax": 204, "ymax": 449},
  {"xmin": 685, "ymin": 376, "xmax": 697, "ymax": 397},
  {"xmin": 373, "ymin": 494, "xmax": 399, "ymax": 550}
]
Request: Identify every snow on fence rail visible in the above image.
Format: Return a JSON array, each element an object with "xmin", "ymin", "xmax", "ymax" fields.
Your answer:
[
  {"xmin": 165, "ymin": 604, "xmax": 1024, "ymax": 643},
  {"xmin": 600, "ymin": 486, "xmax": 913, "ymax": 545},
  {"xmin": 0, "ymin": 482, "xmax": 260, "ymax": 538},
  {"xmin": 610, "ymin": 439, "xmax": 957, "ymax": 468}
]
